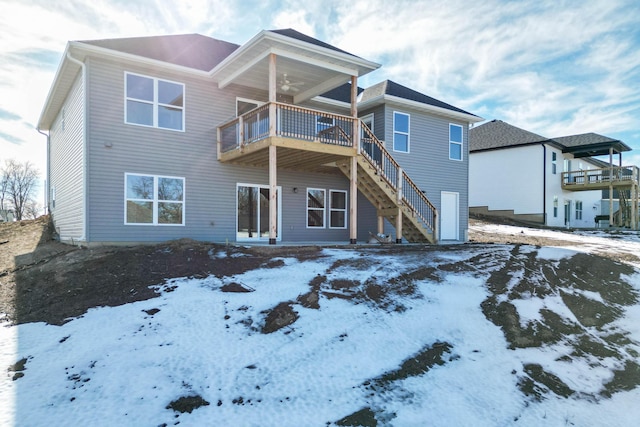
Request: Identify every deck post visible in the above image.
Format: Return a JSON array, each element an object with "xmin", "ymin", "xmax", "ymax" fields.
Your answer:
[
  {"xmin": 268, "ymin": 53, "xmax": 277, "ymax": 137},
  {"xmin": 396, "ymin": 168, "xmax": 403, "ymax": 243},
  {"xmin": 350, "ymin": 156, "xmax": 358, "ymax": 244},
  {"xmin": 269, "ymin": 145, "xmax": 277, "ymax": 244},
  {"xmin": 349, "ymin": 75, "xmax": 358, "ymax": 244}
]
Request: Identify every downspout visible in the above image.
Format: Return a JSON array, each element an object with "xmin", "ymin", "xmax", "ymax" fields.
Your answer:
[
  {"xmin": 36, "ymin": 127, "xmax": 50, "ymax": 215},
  {"xmin": 542, "ymin": 144, "xmax": 547, "ymax": 225},
  {"xmin": 65, "ymin": 51, "xmax": 88, "ymax": 242}
]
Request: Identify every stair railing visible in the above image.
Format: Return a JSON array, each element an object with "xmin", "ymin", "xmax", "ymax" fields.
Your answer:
[{"xmin": 360, "ymin": 124, "xmax": 438, "ymax": 238}]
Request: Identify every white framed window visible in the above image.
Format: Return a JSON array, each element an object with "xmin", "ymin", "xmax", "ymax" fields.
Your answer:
[
  {"xmin": 393, "ymin": 111, "xmax": 410, "ymax": 152},
  {"xmin": 125, "ymin": 72, "xmax": 185, "ymax": 131},
  {"xmin": 449, "ymin": 123, "xmax": 463, "ymax": 161},
  {"xmin": 552, "ymin": 152, "xmax": 557, "ymax": 174},
  {"xmin": 236, "ymin": 97, "xmax": 264, "ymax": 116},
  {"xmin": 575, "ymin": 200, "xmax": 583, "ymax": 220},
  {"xmin": 307, "ymin": 188, "xmax": 325, "ymax": 228},
  {"xmin": 125, "ymin": 173, "xmax": 185, "ymax": 225},
  {"xmin": 316, "ymin": 116, "xmax": 335, "ymax": 134},
  {"xmin": 329, "ymin": 190, "xmax": 347, "ymax": 229}
]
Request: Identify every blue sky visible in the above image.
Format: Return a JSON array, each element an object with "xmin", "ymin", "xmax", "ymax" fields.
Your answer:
[{"xmin": 2, "ymin": 0, "xmax": 640, "ymax": 207}]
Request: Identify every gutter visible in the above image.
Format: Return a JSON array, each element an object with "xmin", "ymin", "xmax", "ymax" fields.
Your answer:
[
  {"xmin": 64, "ymin": 51, "xmax": 88, "ymax": 243},
  {"xmin": 36, "ymin": 127, "xmax": 50, "ymax": 215}
]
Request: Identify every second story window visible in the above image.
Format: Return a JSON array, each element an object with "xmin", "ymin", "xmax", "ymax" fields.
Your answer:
[
  {"xmin": 393, "ymin": 112, "xmax": 410, "ymax": 153},
  {"xmin": 125, "ymin": 72, "xmax": 184, "ymax": 131},
  {"xmin": 552, "ymin": 152, "xmax": 557, "ymax": 174},
  {"xmin": 449, "ymin": 124, "xmax": 463, "ymax": 161}
]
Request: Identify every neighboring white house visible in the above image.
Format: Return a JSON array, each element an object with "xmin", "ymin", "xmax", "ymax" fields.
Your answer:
[{"xmin": 469, "ymin": 120, "xmax": 636, "ymax": 228}]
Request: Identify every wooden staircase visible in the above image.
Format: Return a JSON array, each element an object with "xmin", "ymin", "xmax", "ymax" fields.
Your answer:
[{"xmin": 337, "ymin": 125, "xmax": 438, "ymax": 244}]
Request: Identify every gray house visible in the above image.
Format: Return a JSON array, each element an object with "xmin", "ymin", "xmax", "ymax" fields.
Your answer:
[{"xmin": 38, "ymin": 29, "xmax": 482, "ymax": 245}]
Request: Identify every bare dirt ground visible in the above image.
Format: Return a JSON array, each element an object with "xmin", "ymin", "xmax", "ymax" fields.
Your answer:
[{"xmin": 0, "ymin": 216, "xmax": 637, "ymax": 326}]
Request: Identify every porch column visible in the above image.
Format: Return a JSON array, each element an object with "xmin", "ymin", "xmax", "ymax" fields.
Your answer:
[
  {"xmin": 377, "ymin": 212, "xmax": 384, "ymax": 235},
  {"xmin": 269, "ymin": 145, "xmax": 277, "ymax": 244},
  {"xmin": 349, "ymin": 75, "xmax": 359, "ymax": 244},
  {"xmin": 268, "ymin": 53, "xmax": 277, "ymax": 244},
  {"xmin": 268, "ymin": 53, "xmax": 277, "ymax": 136}
]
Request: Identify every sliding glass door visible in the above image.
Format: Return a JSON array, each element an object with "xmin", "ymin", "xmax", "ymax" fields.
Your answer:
[{"xmin": 237, "ymin": 184, "xmax": 281, "ymax": 241}]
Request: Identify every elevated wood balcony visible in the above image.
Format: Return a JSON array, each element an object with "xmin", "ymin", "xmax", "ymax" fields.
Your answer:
[
  {"xmin": 561, "ymin": 165, "xmax": 639, "ymax": 191},
  {"xmin": 217, "ymin": 102, "xmax": 438, "ymax": 243}
]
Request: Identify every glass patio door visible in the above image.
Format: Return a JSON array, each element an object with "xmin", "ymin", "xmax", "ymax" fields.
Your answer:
[{"xmin": 236, "ymin": 184, "xmax": 281, "ymax": 241}]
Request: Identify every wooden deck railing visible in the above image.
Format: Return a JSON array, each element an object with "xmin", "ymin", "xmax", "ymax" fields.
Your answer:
[
  {"xmin": 218, "ymin": 104, "xmax": 438, "ymax": 239},
  {"xmin": 218, "ymin": 102, "xmax": 357, "ymax": 153},
  {"xmin": 562, "ymin": 165, "xmax": 640, "ymax": 187},
  {"xmin": 361, "ymin": 125, "xmax": 438, "ymax": 237}
]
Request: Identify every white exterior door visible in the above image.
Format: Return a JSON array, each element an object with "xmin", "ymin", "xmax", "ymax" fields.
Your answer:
[{"xmin": 441, "ymin": 191, "xmax": 459, "ymax": 240}]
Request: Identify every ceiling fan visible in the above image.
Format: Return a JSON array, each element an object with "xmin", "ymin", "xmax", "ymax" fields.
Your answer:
[{"xmin": 279, "ymin": 73, "xmax": 304, "ymax": 92}]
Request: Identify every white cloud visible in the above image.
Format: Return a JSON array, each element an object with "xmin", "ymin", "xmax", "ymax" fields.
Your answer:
[{"xmin": 1, "ymin": 0, "xmax": 640, "ymax": 211}]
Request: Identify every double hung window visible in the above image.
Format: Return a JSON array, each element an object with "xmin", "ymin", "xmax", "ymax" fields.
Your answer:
[
  {"xmin": 393, "ymin": 112, "xmax": 410, "ymax": 152},
  {"xmin": 126, "ymin": 174, "xmax": 185, "ymax": 225},
  {"xmin": 329, "ymin": 190, "xmax": 347, "ymax": 229},
  {"xmin": 307, "ymin": 188, "xmax": 326, "ymax": 228},
  {"xmin": 449, "ymin": 124, "xmax": 463, "ymax": 161},
  {"xmin": 125, "ymin": 73, "xmax": 184, "ymax": 131}
]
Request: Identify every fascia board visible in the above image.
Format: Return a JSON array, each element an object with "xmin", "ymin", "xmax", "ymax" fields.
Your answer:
[
  {"xmin": 359, "ymin": 94, "xmax": 483, "ymax": 123},
  {"xmin": 68, "ymin": 41, "xmax": 211, "ymax": 76}
]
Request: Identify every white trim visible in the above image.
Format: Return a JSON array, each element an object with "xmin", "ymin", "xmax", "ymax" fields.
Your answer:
[
  {"xmin": 124, "ymin": 72, "xmax": 185, "ymax": 132},
  {"xmin": 359, "ymin": 94, "xmax": 483, "ymax": 123},
  {"xmin": 329, "ymin": 190, "xmax": 348, "ymax": 229},
  {"xmin": 306, "ymin": 187, "xmax": 326, "ymax": 228},
  {"xmin": 440, "ymin": 191, "xmax": 460, "ymax": 240},
  {"xmin": 124, "ymin": 173, "xmax": 185, "ymax": 226},
  {"xmin": 449, "ymin": 123, "xmax": 464, "ymax": 161},
  {"xmin": 235, "ymin": 183, "xmax": 282, "ymax": 242},
  {"xmin": 393, "ymin": 111, "xmax": 410, "ymax": 153},
  {"xmin": 361, "ymin": 113, "xmax": 374, "ymax": 138},
  {"xmin": 236, "ymin": 97, "xmax": 265, "ymax": 116}
]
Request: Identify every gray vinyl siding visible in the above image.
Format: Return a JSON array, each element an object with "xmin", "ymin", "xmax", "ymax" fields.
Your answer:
[
  {"xmin": 82, "ymin": 55, "xmax": 376, "ymax": 243},
  {"xmin": 49, "ymin": 71, "xmax": 85, "ymax": 240},
  {"xmin": 382, "ymin": 103, "xmax": 469, "ymax": 242}
]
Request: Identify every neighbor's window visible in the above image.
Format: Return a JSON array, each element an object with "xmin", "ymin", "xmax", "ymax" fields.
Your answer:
[
  {"xmin": 393, "ymin": 112, "xmax": 410, "ymax": 152},
  {"xmin": 125, "ymin": 72, "xmax": 184, "ymax": 131},
  {"xmin": 329, "ymin": 190, "xmax": 347, "ymax": 229},
  {"xmin": 449, "ymin": 123, "xmax": 463, "ymax": 161},
  {"xmin": 126, "ymin": 173, "xmax": 184, "ymax": 225},
  {"xmin": 575, "ymin": 200, "xmax": 583, "ymax": 220},
  {"xmin": 553, "ymin": 196, "xmax": 558, "ymax": 218},
  {"xmin": 552, "ymin": 152, "xmax": 557, "ymax": 174},
  {"xmin": 307, "ymin": 188, "xmax": 325, "ymax": 228}
]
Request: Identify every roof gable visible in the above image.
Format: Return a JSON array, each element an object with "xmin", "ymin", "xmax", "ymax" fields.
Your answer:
[
  {"xmin": 359, "ymin": 80, "xmax": 480, "ymax": 121},
  {"xmin": 469, "ymin": 120, "xmax": 550, "ymax": 152},
  {"xmin": 269, "ymin": 28, "xmax": 358, "ymax": 58},
  {"xmin": 81, "ymin": 34, "xmax": 239, "ymax": 72}
]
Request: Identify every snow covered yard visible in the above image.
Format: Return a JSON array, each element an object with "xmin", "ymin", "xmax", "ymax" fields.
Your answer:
[{"xmin": 2, "ymin": 227, "xmax": 640, "ymax": 426}]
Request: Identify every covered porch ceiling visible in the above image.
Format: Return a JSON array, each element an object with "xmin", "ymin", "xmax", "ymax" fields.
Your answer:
[{"xmin": 210, "ymin": 30, "xmax": 380, "ymax": 104}]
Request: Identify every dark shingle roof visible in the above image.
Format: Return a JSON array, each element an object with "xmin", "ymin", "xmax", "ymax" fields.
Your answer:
[
  {"xmin": 269, "ymin": 28, "xmax": 357, "ymax": 57},
  {"xmin": 319, "ymin": 82, "xmax": 364, "ymax": 103},
  {"xmin": 81, "ymin": 34, "xmax": 239, "ymax": 71},
  {"xmin": 360, "ymin": 80, "xmax": 478, "ymax": 117},
  {"xmin": 469, "ymin": 119, "xmax": 550, "ymax": 152},
  {"xmin": 551, "ymin": 133, "xmax": 621, "ymax": 148}
]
